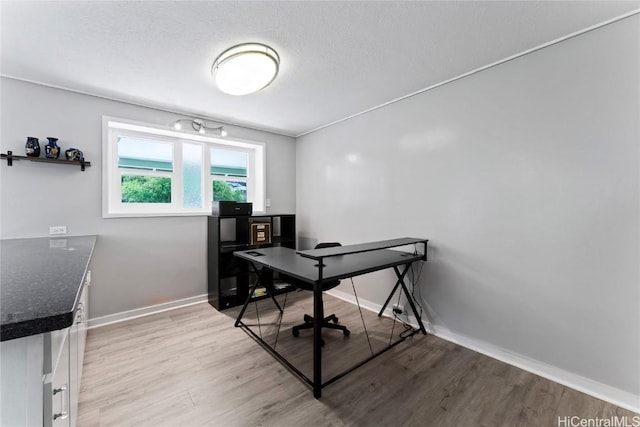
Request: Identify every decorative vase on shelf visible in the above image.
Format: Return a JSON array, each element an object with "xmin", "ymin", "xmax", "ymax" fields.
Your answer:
[
  {"xmin": 45, "ymin": 137, "xmax": 60, "ymax": 159},
  {"xmin": 65, "ymin": 148, "xmax": 84, "ymax": 162},
  {"xmin": 25, "ymin": 137, "xmax": 40, "ymax": 157}
]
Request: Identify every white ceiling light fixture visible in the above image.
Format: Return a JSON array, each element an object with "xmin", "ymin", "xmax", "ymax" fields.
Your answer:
[
  {"xmin": 212, "ymin": 43, "xmax": 280, "ymax": 96},
  {"xmin": 172, "ymin": 118, "xmax": 228, "ymax": 137}
]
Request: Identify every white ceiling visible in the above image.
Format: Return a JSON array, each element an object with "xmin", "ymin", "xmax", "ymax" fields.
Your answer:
[{"xmin": 1, "ymin": 1, "xmax": 638, "ymax": 137}]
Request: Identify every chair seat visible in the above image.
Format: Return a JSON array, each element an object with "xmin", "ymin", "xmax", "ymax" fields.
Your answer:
[{"xmin": 294, "ymin": 279, "xmax": 340, "ymax": 292}]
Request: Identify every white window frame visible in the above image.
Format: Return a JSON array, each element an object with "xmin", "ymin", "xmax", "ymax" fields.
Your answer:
[{"xmin": 103, "ymin": 116, "xmax": 265, "ymax": 218}]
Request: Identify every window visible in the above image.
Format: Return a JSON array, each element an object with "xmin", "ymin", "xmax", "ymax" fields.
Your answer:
[
  {"xmin": 118, "ymin": 137, "xmax": 174, "ymax": 204},
  {"xmin": 103, "ymin": 118, "xmax": 265, "ymax": 217},
  {"xmin": 211, "ymin": 148, "xmax": 247, "ymax": 203}
]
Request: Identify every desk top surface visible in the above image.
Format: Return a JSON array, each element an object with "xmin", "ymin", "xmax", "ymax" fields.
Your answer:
[
  {"xmin": 235, "ymin": 245, "xmax": 424, "ymax": 284},
  {"xmin": 297, "ymin": 237, "xmax": 427, "ymax": 260}
]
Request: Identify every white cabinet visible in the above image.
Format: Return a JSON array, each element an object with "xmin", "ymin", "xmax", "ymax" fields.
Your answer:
[
  {"xmin": 78, "ymin": 271, "xmax": 89, "ymax": 381},
  {"xmin": 0, "ymin": 271, "xmax": 91, "ymax": 427},
  {"xmin": 44, "ymin": 328, "xmax": 70, "ymax": 427},
  {"xmin": 45, "ymin": 278, "xmax": 89, "ymax": 427},
  {"xmin": 0, "ymin": 331, "xmax": 72, "ymax": 427},
  {"xmin": 68, "ymin": 278, "xmax": 89, "ymax": 427},
  {"xmin": 1, "ymin": 236, "xmax": 95, "ymax": 427},
  {"xmin": 0, "ymin": 334, "xmax": 45, "ymax": 426},
  {"xmin": 69, "ymin": 324, "xmax": 78, "ymax": 426}
]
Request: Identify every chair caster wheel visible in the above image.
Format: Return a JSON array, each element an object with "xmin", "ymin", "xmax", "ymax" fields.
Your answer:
[
  {"xmin": 292, "ymin": 329, "xmax": 299, "ymax": 337},
  {"xmin": 344, "ymin": 329, "xmax": 350, "ymax": 336},
  {"xmin": 332, "ymin": 317, "xmax": 339, "ymax": 323}
]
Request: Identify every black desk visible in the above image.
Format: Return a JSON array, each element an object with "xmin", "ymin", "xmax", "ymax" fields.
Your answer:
[{"xmin": 234, "ymin": 237, "xmax": 428, "ymax": 398}]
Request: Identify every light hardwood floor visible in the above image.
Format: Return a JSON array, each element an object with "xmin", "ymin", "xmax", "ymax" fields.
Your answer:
[{"xmin": 78, "ymin": 292, "xmax": 636, "ymax": 426}]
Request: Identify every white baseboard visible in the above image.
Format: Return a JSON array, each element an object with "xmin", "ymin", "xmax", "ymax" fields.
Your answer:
[
  {"xmin": 87, "ymin": 294, "xmax": 209, "ymax": 329},
  {"xmin": 328, "ymin": 288, "xmax": 640, "ymax": 414}
]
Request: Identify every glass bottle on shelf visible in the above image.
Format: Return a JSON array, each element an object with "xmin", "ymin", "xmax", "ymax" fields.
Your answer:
[
  {"xmin": 25, "ymin": 137, "xmax": 40, "ymax": 157},
  {"xmin": 45, "ymin": 137, "xmax": 61, "ymax": 159}
]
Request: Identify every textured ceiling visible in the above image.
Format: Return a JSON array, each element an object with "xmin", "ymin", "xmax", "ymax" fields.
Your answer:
[{"xmin": 1, "ymin": 1, "xmax": 638, "ymax": 137}]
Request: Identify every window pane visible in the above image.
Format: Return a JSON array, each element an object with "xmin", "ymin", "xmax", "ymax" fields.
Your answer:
[
  {"xmin": 211, "ymin": 148, "xmax": 247, "ymax": 177},
  {"xmin": 213, "ymin": 180, "xmax": 247, "ymax": 202},
  {"xmin": 182, "ymin": 143, "xmax": 202, "ymax": 208},
  {"xmin": 121, "ymin": 175, "xmax": 171, "ymax": 203},
  {"xmin": 118, "ymin": 137, "xmax": 173, "ymax": 172}
]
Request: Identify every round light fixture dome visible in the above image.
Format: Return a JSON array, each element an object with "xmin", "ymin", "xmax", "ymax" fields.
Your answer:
[{"xmin": 212, "ymin": 43, "xmax": 280, "ymax": 96}]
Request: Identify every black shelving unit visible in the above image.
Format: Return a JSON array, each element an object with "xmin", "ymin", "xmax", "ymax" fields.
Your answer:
[
  {"xmin": 1, "ymin": 151, "xmax": 91, "ymax": 171},
  {"xmin": 208, "ymin": 214, "xmax": 296, "ymax": 310}
]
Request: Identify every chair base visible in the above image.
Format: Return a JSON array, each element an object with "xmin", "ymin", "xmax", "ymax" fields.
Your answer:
[{"xmin": 292, "ymin": 313, "xmax": 350, "ymax": 345}]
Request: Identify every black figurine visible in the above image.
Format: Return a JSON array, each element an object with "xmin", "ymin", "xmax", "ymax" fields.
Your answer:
[
  {"xmin": 65, "ymin": 148, "xmax": 84, "ymax": 161},
  {"xmin": 25, "ymin": 137, "xmax": 40, "ymax": 157},
  {"xmin": 45, "ymin": 137, "xmax": 60, "ymax": 159}
]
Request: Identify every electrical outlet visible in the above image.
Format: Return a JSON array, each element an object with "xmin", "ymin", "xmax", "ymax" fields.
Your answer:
[
  {"xmin": 392, "ymin": 304, "xmax": 404, "ymax": 315},
  {"xmin": 49, "ymin": 226, "xmax": 67, "ymax": 235},
  {"xmin": 265, "ymin": 198, "xmax": 271, "ymax": 208}
]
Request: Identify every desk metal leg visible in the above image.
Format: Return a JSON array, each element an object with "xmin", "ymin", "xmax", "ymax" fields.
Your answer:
[
  {"xmin": 234, "ymin": 266, "xmax": 261, "ymax": 327},
  {"xmin": 234, "ymin": 263, "xmax": 282, "ymax": 327},
  {"xmin": 393, "ymin": 265, "xmax": 428, "ymax": 335},
  {"xmin": 377, "ymin": 262, "xmax": 412, "ymax": 317},
  {"xmin": 313, "ymin": 284, "xmax": 323, "ymax": 398},
  {"xmin": 378, "ymin": 280, "xmax": 401, "ymax": 317},
  {"xmin": 313, "ymin": 258, "xmax": 324, "ymax": 398},
  {"xmin": 267, "ymin": 284, "xmax": 283, "ymax": 313},
  {"xmin": 377, "ymin": 263, "xmax": 427, "ymax": 335}
]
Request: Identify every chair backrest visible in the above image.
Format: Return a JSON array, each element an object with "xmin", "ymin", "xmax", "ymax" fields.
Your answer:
[
  {"xmin": 289, "ymin": 242, "xmax": 343, "ymax": 291},
  {"xmin": 315, "ymin": 242, "xmax": 341, "ymax": 250},
  {"xmin": 315, "ymin": 242, "xmax": 341, "ymax": 290}
]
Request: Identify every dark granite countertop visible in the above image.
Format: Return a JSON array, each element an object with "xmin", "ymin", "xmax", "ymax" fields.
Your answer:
[{"xmin": 1, "ymin": 235, "xmax": 96, "ymax": 341}]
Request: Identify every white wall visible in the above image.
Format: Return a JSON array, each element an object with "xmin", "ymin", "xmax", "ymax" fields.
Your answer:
[
  {"xmin": 296, "ymin": 15, "xmax": 639, "ymax": 408},
  {"xmin": 0, "ymin": 78, "xmax": 296, "ymax": 318}
]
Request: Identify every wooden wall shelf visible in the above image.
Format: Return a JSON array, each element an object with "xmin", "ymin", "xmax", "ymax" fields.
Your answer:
[{"xmin": 1, "ymin": 151, "xmax": 91, "ymax": 171}]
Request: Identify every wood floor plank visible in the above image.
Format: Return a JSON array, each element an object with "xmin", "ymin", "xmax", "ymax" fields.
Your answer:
[{"xmin": 78, "ymin": 295, "xmax": 637, "ymax": 426}]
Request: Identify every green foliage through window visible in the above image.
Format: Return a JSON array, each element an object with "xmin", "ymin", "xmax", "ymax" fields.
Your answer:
[
  {"xmin": 121, "ymin": 176, "xmax": 171, "ymax": 203},
  {"xmin": 213, "ymin": 180, "xmax": 246, "ymax": 202}
]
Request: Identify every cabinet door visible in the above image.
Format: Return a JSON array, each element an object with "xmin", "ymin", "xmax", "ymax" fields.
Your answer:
[
  {"xmin": 0, "ymin": 334, "xmax": 45, "ymax": 426},
  {"xmin": 69, "ymin": 312, "xmax": 79, "ymax": 427},
  {"xmin": 77, "ymin": 281, "xmax": 88, "ymax": 380},
  {"xmin": 47, "ymin": 329, "xmax": 70, "ymax": 427},
  {"xmin": 69, "ymin": 281, "xmax": 88, "ymax": 427}
]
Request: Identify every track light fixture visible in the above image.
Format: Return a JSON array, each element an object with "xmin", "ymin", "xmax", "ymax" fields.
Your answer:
[{"xmin": 172, "ymin": 118, "xmax": 227, "ymax": 137}]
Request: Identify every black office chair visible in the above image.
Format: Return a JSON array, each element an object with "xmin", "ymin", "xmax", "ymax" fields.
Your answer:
[{"xmin": 292, "ymin": 242, "xmax": 351, "ymax": 343}]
